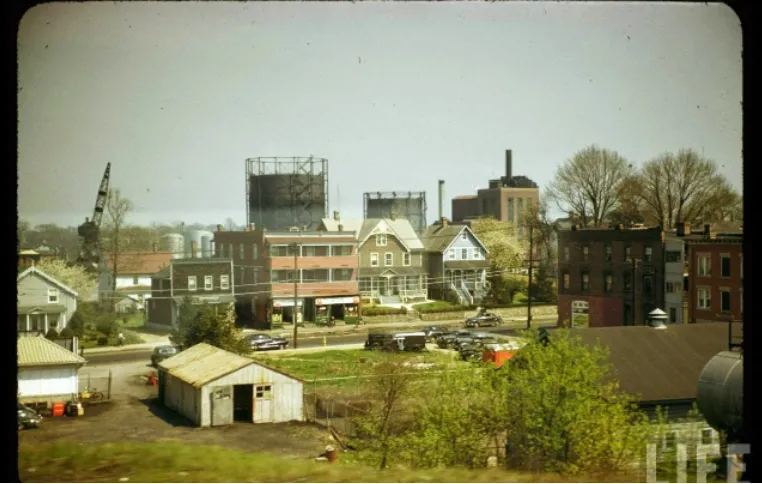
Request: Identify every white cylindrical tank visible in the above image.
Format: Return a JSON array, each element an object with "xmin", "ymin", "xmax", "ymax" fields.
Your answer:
[
  {"xmin": 200, "ymin": 235, "xmax": 212, "ymax": 258},
  {"xmin": 185, "ymin": 229, "xmax": 213, "ymax": 258},
  {"xmin": 160, "ymin": 233, "xmax": 185, "ymax": 259}
]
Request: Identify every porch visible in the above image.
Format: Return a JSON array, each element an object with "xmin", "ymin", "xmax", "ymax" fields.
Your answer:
[
  {"xmin": 440, "ymin": 261, "xmax": 490, "ymax": 305},
  {"xmin": 358, "ymin": 268, "xmax": 428, "ymax": 303},
  {"xmin": 17, "ymin": 304, "xmax": 67, "ymax": 336}
]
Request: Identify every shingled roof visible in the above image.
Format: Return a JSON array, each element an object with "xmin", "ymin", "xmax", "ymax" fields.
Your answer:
[
  {"xmin": 567, "ymin": 323, "xmax": 730, "ymax": 403},
  {"xmin": 105, "ymin": 251, "xmax": 173, "ymax": 275},
  {"xmin": 420, "ymin": 224, "xmax": 470, "ymax": 253}
]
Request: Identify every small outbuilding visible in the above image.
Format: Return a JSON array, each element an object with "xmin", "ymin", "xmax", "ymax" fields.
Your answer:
[
  {"xmin": 157, "ymin": 343, "xmax": 304, "ymax": 427},
  {"xmin": 17, "ymin": 336, "xmax": 87, "ymax": 404}
]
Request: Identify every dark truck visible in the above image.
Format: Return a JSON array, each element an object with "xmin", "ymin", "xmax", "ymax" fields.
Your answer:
[{"xmin": 365, "ymin": 331, "xmax": 427, "ymax": 352}]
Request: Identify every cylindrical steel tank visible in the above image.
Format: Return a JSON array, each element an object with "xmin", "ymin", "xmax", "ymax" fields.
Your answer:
[
  {"xmin": 697, "ymin": 351, "xmax": 743, "ymax": 434},
  {"xmin": 249, "ymin": 174, "xmax": 327, "ymax": 230},
  {"xmin": 200, "ymin": 235, "xmax": 212, "ymax": 258},
  {"xmin": 364, "ymin": 191, "xmax": 428, "ymax": 233},
  {"xmin": 159, "ymin": 233, "xmax": 184, "ymax": 259},
  {"xmin": 184, "ymin": 229, "xmax": 213, "ymax": 258}
]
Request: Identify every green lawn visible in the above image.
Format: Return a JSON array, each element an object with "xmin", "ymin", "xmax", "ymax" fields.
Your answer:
[{"xmin": 18, "ymin": 442, "xmax": 629, "ymax": 483}]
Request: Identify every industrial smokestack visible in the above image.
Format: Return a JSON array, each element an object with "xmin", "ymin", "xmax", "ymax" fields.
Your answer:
[
  {"xmin": 438, "ymin": 180, "xmax": 445, "ymax": 221},
  {"xmin": 505, "ymin": 150, "xmax": 513, "ymax": 180},
  {"xmin": 190, "ymin": 240, "xmax": 198, "ymax": 259}
]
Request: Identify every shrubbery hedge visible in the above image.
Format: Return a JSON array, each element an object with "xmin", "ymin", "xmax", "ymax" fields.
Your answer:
[
  {"xmin": 412, "ymin": 301, "xmax": 466, "ymax": 314},
  {"xmin": 362, "ymin": 306, "xmax": 408, "ymax": 316}
]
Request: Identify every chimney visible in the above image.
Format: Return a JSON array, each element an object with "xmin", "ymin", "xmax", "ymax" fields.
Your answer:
[
  {"xmin": 704, "ymin": 223, "xmax": 713, "ymax": 238},
  {"xmin": 338, "ymin": 224, "xmax": 344, "ymax": 232},
  {"xmin": 333, "ymin": 211, "xmax": 340, "ymax": 221},
  {"xmin": 440, "ymin": 216, "xmax": 448, "ymax": 228},
  {"xmin": 190, "ymin": 240, "xmax": 198, "ymax": 259},
  {"xmin": 505, "ymin": 150, "xmax": 513, "ymax": 180},
  {"xmin": 438, "ymin": 180, "xmax": 445, "ymax": 221},
  {"xmin": 676, "ymin": 222, "xmax": 691, "ymax": 237}
]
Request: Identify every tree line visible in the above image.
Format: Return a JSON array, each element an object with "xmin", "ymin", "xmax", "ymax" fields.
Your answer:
[{"xmin": 545, "ymin": 145, "xmax": 742, "ymax": 229}]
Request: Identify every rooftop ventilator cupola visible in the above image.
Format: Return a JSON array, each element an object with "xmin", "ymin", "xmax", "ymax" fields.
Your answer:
[{"xmin": 648, "ymin": 308, "xmax": 668, "ymax": 329}]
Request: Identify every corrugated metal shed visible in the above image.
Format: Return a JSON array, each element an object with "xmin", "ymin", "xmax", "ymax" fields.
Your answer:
[
  {"xmin": 158, "ymin": 343, "xmax": 253, "ymax": 387},
  {"xmin": 17, "ymin": 337, "xmax": 86, "ymax": 367}
]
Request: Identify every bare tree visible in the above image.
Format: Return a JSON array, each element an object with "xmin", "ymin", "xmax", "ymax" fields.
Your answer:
[
  {"xmin": 224, "ymin": 217, "xmax": 238, "ymax": 231},
  {"xmin": 546, "ymin": 145, "xmax": 634, "ymax": 228},
  {"xmin": 100, "ymin": 188, "xmax": 134, "ymax": 300},
  {"xmin": 637, "ymin": 149, "xmax": 739, "ymax": 227}
]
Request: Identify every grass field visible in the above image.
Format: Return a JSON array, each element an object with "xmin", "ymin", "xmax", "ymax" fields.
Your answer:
[{"xmin": 18, "ymin": 442, "xmax": 632, "ymax": 483}]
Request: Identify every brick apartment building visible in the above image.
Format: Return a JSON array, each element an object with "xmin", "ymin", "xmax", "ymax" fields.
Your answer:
[
  {"xmin": 557, "ymin": 225, "xmax": 665, "ymax": 327},
  {"xmin": 214, "ymin": 226, "xmax": 360, "ymax": 328},
  {"xmin": 147, "ymin": 258, "xmax": 235, "ymax": 328},
  {"xmin": 451, "ymin": 150, "xmax": 539, "ymax": 242},
  {"xmin": 683, "ymin": 223, "xmax": 743, "ymax": 324}
]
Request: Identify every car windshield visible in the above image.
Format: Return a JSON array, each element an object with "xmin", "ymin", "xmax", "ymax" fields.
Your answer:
[{"xmin": 249, "ymin": 334, "xmax": 269, "ymax": 339}]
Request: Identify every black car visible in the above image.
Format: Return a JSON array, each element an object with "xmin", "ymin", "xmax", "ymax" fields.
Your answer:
[
  {"xmin": 18, "ymin": 402, "xmax": 41, "ymax": 430},
  {"xmin": 365, "ymin": 331, "xmax": 427, "ymax": 352},
  {"xmin": 151, "ymin": 345, "xmax": 180, "ymax": 367},
  {"xmin": 422, "ymin": 325, "xmax": 450, "ymax": 341},
  {"xmin": 245, "ymin": 333, "xmax": 288, "ymax": 351},
  {"xmin": 465, "ymin": 312, "xmax": 503, "ymax": 328},
  {"xmin": 436, "ymin": 329, "xmax": 472, "ymax": 349}
]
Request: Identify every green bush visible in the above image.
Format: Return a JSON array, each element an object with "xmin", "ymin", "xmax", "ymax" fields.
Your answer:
[
  {"xmin": 59, "ymin": 327, "xmax": 75, "ymax": 338},
  {"xmin": 362, "ymin": 306, "xmax": 408, "ymax": 316},
  {"xmin": 95, "ymin": 313, "xmax": 119, "ymax": 337},
  {"xmin": 123, "ymin": 330, "xmax": 144, "ymax": 345},
  {"xmin": 412, "ymin": 301, "xmax": 465, "ymax": 314},
  {"xmin": 45, "ymin": 328, "xmax": 59, "ymax": 339}
]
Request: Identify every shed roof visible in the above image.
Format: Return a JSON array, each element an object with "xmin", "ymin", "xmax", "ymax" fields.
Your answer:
[
  {"xmin": 17, "ymin": 337, "xmax": 86, "ymax": 367},
  {"xmin": 568, "ymin": 323, "xmax": 730, "ymax": 403}
]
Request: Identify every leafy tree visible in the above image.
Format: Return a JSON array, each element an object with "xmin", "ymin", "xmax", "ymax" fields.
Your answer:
[
  {"xmin": 547, "ymin": 145, "xmax": 635, "ymax": 228},
  {"xmin": 35, "ymin": 259, "xmax": 97, "ymax": 299},
  {"xmin": 95, "ymin": 313, "xmax": 120, "ymax": 338},
  {"xmin": 170, "ymin": 302, "xmax": 249, "ymax": 355},
  {"xmin": 530, "ymin": 262, "xmax": 556, "ymax": 303},
  {"xmin": 500, "ymin": 328, "xmax": 651, "ymax": 475},
  {"xmin": 471, "ymin": 217, "xmax": 525, "ymax": 305},
  {"xmin": 59, "ymin": 327, "xmax": 75, "ymax": 338},
  {"xmin": 100, "ymin": 188, "xmax": 134, "ymax": 299},
  {"xmin": 45, "ymin": 328, "xmax": 59, "ymax": 339}
]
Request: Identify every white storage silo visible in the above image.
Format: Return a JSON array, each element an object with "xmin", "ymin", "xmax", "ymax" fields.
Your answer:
[
  {"xmin": 185, "ymin": 229, "xmax": 214, "ymax": 258},
  {"xmin": 160, "ymin": 233, "xmax": 185, "ymax": 259},
  {"xmin": 200, "ymin": 235, "xmax": 213, "ymax": 258}
]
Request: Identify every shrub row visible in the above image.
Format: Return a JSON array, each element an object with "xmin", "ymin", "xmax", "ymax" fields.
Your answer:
[
  {"xmin": 362, "ymin": 306, "xmax": 408, "ymax": 316},
  {"xmin": 412, "ymin": 301, "xmax": 467, "ymax": 314}
]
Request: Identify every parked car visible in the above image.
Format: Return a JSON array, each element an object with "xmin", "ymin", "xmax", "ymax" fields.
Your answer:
[
  {"xmin": 365, "ymin": 331, "xmax": 427, "ymax": 352},
  {"xmin": 465, "ymin": 312, "xmax": 503, "ymax": 328},
  {"xmin": 436, "ymin": 329, "xmax": 472, "ymax": 349},
  {"xmin": 151, "ymin": 345, "xmax": 180, "ymax": 367},
  {"xmin": 245, "ymin": 333, "xmax": 288, "ymax": 351},
  {"xmin": 17, "ymin": 402, "xmax": 41, "ymax": 430},
  {"xmin": 422, "ymin": 325, "xmax": 450, "ymax": 341},
  {"xmin": 458, "ymin": 334, "xmax": 500, "ymax": 360}
]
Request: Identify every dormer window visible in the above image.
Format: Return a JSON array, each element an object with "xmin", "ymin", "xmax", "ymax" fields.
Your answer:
[
  {"xmin": 376, "ymin": 234, "xmax": 387, "ymax": 246},
  {"xmin": 460, "ymin": 231, "xmax": 468, "ymax": 241}
]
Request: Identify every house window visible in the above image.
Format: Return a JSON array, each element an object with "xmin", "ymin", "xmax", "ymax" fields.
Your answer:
[
  {"xmin": 461, "ymin": 248, "xmax": 468, "ymax": 260},
  {"xmin": 701, "ymin": 428, "xmax": 715, "ymax": 445},
  {"xmin": 582, "ymin": 246, "xmax": 589, "ymax": 262},
  {"xmin": 448, "ymin": 248, "xmax": 456, "ymax": 260},
  {"xmin": 302, "ymin": 269, "xmax": 330, "ymax": 282},
  {"xmin": 220, "ymin": 275, "xmax": 230, "ymax": 290},
  {"xmin": 623, "ymin": 272, "xmax": 632, "ymax": 290},
  {"xmin": 460, "ymin": 231, "xmax": 468, "ymax": 241},
  {"xmin": 665, "ymin": 251, "xmax": 681, "ymax": 263},
  {"xmin": 252, "ymin": 244, "xmax": 258, "ymax": 259},
  {"xmin": 720, "ymin": 289, "xmax": 731, "ymax": 312},
  {"xmin": 644, "ymin": 246, "xmax": 653, "ymax": 263},
  {"xmin": 204, "ymin": 275, "xmax": 213, "ymax": 290},
  {"xmin": 188, "ymin": 276, "xmax": 197, "ymax": 291},
  {"xmin": 562, "ymin": 272, "xmax": 570, "ymax": 290},
  {"xmin": 697, "ymin": 287, "xmax": 711, "ymax": 309},
  {"xmin": 604, "ymin": 245, "xmax": 612, "ymax": 262},
  {"xmin": 303, "ymin": 245, "xmax": 329, "ymax": 256},
  {"xmin": 698, "ymin": 255, "xmax": 711, "ymax": 276},
  {"xmin": 581, "ymin": 272, "xmax": 589, "ymax": 291},
  {"xmin": 721, "ymin": 254, "xmax": 731, "ymax": 278},
  {"xmin": 133, "ymin": 275, "xmax": 139, "ymax": 285},
  {"xmin": 604, "ymin": 274, "xmax": 613, "ymax": 292},
  {"xmin": 47, "ymin": 288, "xmax": 59, "ymax": 303},
  {"xmin": 332, "ymin": 269, "xmax": 353, "ymax": 282},
  {"xmin": 666, "ymin": 282, "xmax": 681, "ymax": 293},
  {"xmin": 270, "ymin": 245, "xmax": 298, "ymax": 257},
  {"xmin": 376, "ymin": 234, "xmax": 387, "ymax": 246},
  {"xmin": 384, "ymin": 253, "xmax": 393, "ymax": 266},
  {"xmin": 370, "ymin": 253, "xmax": 379, "ymax": 267},
  {"xmin": 564, "ymin": 247, "xmax": 570, "ymax": 261},
  {"xmin": 669, "ymin": 307, "xmax": 677, "ymax": 323},
  {"xmin": 331, "ymin": 245, "xmax": 352, "ymax": 256},
  {"xmin": 403, "ymin": 253, "xmax": 411, "ymax": 266},
  {"xmin": 473, "ymin": 247, "xmax": 481, "ymax": 259},
  {"xmin": 239, "ymin": 243, "xmax": 244, "ymax": 259},
  {"xmin": 255, "ymin": 385, "xmax": 272, "ymax": 399}
]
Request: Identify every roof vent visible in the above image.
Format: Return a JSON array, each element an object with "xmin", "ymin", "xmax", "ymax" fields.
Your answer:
[
  {"xmin": 648, "ymin": 308, "xmax": 668, "ymax": 329},
  {"xmin": 338, "ymin": 224, "xmax": 344, "ymax": 232}
]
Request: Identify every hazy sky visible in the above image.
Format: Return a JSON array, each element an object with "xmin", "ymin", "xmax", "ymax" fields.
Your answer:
[{"xmin": 18, "ymin": 2, "xmax": 742, "ymax": 228}]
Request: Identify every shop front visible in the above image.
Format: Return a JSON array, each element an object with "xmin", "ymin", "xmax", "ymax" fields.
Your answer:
[
  {"xmin": 269, "ymin": 298, "xmax": 304, "ymax": 326},
  {"xmin": 314, "ymin": 296, "xmax": 360, "ymax": 325}
]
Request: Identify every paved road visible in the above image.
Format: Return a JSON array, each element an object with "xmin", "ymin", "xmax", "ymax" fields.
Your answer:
[{"xmin": 85, "ymin": 321, "xmax": 556, "ymax": 366}]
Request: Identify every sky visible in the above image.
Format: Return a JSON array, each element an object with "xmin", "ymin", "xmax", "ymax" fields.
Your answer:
[{"xmin": 17, "ymin": 1, "xmax": 742, "ymax": 228}]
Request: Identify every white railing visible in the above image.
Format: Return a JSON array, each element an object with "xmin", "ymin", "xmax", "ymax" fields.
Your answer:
[
  {"xmin": 360, "ymin": 290, "xmax": 380, "ymax": 301},
  {"xmin": 399, "ymin": 289, "xmax": 427, "ymax": 302},
  {"xmin": 460, "ymin": 281, "xmax": 474, "ymax": 306}
]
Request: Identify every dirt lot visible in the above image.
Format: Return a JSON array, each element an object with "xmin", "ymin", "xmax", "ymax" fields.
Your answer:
[{"xmin": 19, "ymin": 361, "xmax": 331, "ymax": 459}]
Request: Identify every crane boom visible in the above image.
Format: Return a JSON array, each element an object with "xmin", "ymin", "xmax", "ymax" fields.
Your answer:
[{"xmin": 76, "ymin": 163, "xmax": 111, "ymax": 271}]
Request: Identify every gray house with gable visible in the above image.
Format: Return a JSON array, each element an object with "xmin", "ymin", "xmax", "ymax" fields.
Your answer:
[
  {"xmin": 17, "ymin": 266, "xmax": 79, "ymax": 336},
  {"xmin": 421, "ymin": 218, "xmax": 489, "ymax": 305}
]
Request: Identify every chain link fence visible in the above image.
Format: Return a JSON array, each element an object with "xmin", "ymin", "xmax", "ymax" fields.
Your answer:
[{"xmin": 78, "ymin": 370, "xmax": 113, "ymax": 403}]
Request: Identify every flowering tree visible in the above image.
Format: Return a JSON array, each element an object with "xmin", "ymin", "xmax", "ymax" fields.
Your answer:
[
  {"xmin": 35, "ymin": 259, "xmax": 97, "ymax": 300},
  {"xmin": 470, "ymin": 217, "xmax": 526, "ymax": 304}
]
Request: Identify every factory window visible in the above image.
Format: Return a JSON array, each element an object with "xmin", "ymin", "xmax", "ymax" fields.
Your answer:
[
  {"xmin": 604, "ymin": 245, "xmax": 612, "ymax": 262},
  {"xmin": 720, "ymin": 289, "xmax": 731, "ymax": 312},
  {"xmin": 582, "ymin": 246, "xmax": 589, "ymax": 262},
  {"xmin": 271, "ymin": 245, "xmax": 298, "ymax": 257},
  {"xmin": 403, "ymin": 253, "xmax": 411, "ymax": 266},
  {"xmin": 581, "ymin": 272, "xmax": 589, "ymax": 292},
  {"xmin": 220, "ymin": 275, "xmax": 230, "ymax": 290},
  {"xmin": 697, "ymin": 287, "xmax": 711, "ymax": 309},
  {"xmin": 332, "ymin": 269, "xmax": 353, "ymax": 282},
  {"xmin": 239, "ymin": 243, "xmax": 244, "ymax": 259},
  {"xmin": 204, "ymin": 275, "xmax": 213, "ymax": 290},
  {"xmin": 384, "ymin": 253, "xmax": 393, "ymax": 266},
  {"xmin": 188, "ymin": 276, "xmax": 197, "ymax": 292},
  {"xmin": 644, "ymin": 246, "xmax": 653, "ymax": 263},
  {"xmin": 448, "ymin": 248, "xmax": 456, "ymax": 260},
  {"xmin": 697, "ymin": 255, "xmax": 711, "ymax": 276},
  {"xmin": 507, "ymin": 198, "xmax": 514, "ymax": 224},
  {"xmin": 302, "ymin": 269, "xmax": 330, "ymax": 283},
  {"xmin": 331, "ymin": 245, "xmax": 352, "ymax": 256},
  {"xmin": 370, "ymin": 253, "xmax": 379, "ymax": 267},
  {"xmin": 472, "ymin": 247, "xmax": 481, "ymax": 259},
  {"xmin": 376, "ymin": 234, "xmax": 387, "ymax": 247},
  {"xmin": 624, "ymin": 246, "xmax": 631, "ymax": 262},
  {"xmin": 252, "ymin": 244, "xmax": 258, "ymax": 259},
  {"xmin": 303, "ymin": 245, "xmax": 329, "ymax": 257},
  {"xmin": 721, "ymin": 254, "xmax": 731, "ymax": 278},
  {"xmin": 604, "ymin": 273, "xmax": 613, "ymax": 292},
  {"xmin": 517, "ymin": 199, "xmax": 524, "ymax": 220},
  {"xmin": 461, "ymin": 248, "xmax": 468, "ymax": 260},
  {"xmin": 47, "ymin": 288, "xmax": 59, "ymax": 303}
]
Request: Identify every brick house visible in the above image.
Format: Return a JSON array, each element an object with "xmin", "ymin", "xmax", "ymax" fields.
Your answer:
[
  {"xmin": 318, "ymin": 214, "xmax": 428, "ymax": 305},
  {"xmin": 683, "ymin": 223, "xmax": 743, "ymax": 324},
  {"xmin": 214, "ymin": 226, "xmax": 360, "ymax": 328},
  {"xmin": 557, "ymin": 225, "xmax": 665, "ymax": 327},
  {"xmin": 146, "ymin": 258, "xmax": 235, "ymax": 328}
]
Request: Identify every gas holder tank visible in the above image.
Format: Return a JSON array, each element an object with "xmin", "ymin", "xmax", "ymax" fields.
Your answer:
[{"xmin": 696, "ymin": 351, "xmax": 743, "ymax": 434}]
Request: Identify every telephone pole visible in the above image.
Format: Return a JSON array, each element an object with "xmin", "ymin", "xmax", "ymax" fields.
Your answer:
[
  {"xmin": 292, "ymin": 243, "xmax": 299, "ymax": 349},
  {"xmin": 524, "ymin": 220, "xmax": 542, "ymax": 329}
]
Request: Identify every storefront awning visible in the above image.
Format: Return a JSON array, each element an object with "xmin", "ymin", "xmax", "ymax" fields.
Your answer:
[
  {"xmin": 272, "ymin": 299, "xmax": 303, "ymax": 308},
  {"xmin": 315, "ymin": 296, "xmax": 360, "ymax": 306}
]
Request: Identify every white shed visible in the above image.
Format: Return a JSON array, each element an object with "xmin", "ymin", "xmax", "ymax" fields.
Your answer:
[
  {"xmin": 17, "ymin": 337, "xmax": 86, "ymax": 404},
  {"xmin": 157, "ymin": 343, "xmax": 304, "ymax": 427}
]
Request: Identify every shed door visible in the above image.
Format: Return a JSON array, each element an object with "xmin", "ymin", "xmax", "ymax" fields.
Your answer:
[
  {"xmin": 210, "ymin": 386, "xmax": 233, "ymax": 427},
  {"xmin": 253, "ymin": 384, "xmax": 273, "ymax": 423}
]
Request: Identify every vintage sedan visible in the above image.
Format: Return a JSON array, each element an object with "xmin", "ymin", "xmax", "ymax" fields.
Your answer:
[
  {"xmin": 245, "ymin": 333, "xmax": 288, "ymax": 351},
  {"xmin": 465, "ymin": 312, "xmax": 503, "ymax": 328}
]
